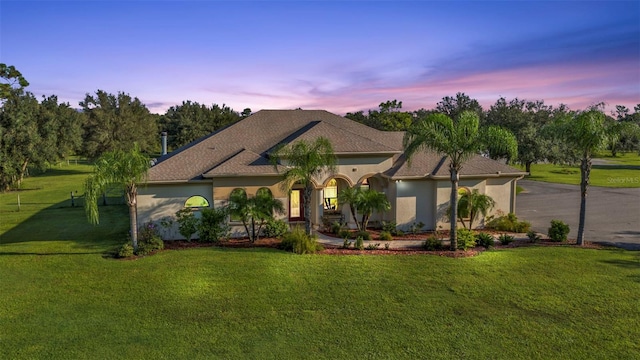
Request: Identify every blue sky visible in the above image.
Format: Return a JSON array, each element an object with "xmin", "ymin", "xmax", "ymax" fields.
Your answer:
[{"xmin": 1, "ymin": 1, "xmax": 638, "ymax": 114}]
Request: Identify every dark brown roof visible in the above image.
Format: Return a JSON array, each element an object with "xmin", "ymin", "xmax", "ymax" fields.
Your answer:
[
  {"xmin": 148, "ymin": 109, "xmax": 526, "ymax": 182},
  {"xmin": 148, "ymin": 110, "xmax": 401, "ymax": 182}
]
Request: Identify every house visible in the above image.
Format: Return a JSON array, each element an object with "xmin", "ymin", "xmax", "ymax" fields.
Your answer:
[{"xmin": 137, "ymin": 109, "xmax": 526, "ymax": 239}]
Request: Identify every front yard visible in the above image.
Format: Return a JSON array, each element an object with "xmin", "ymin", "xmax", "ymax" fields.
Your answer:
[{"xmin": 0, "ymin": 242, "xmax": 638, "ymax": 359}]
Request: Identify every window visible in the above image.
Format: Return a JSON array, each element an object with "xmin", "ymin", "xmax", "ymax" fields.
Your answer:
[
  {"xmin": 289, "ymin": 189, "xmax": 304, "ymax": 221},
  {"xmin": 229, "ymin": 188, "xmax": 247, "ymax": 222},
  {"xmin": 360, "ymin": 178, "xmax": 370, "ymax": 191},
  {"xmin": 184, "ymin": 195, "xmax": 209, "ymax": 209},
  {"xmin": 323, "ymin": 179, "xmax": 338, "ymax": 210}
]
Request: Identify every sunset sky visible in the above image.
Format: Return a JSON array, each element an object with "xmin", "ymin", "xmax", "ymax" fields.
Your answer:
[{"xmin": 1, "ymin": 1, "xmax": 638, "ymax": 115}]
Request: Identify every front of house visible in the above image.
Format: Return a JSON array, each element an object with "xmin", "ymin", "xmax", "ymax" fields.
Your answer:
[{"xmin": 137, "ymin": 110, "xmax": 526, "ymax": 239}]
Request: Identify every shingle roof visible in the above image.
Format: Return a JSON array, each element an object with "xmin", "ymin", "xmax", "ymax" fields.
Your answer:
[{"xmin": 148, "ymin": 109, "xmax": 526, "ymax": 182}]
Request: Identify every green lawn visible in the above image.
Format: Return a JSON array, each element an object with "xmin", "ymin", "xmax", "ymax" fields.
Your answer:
[
  {"xmin": 1, "ymin": 161, "xmax": 639, "ymax": 359},
  {"xmin": 0, "ymin": 243, "xmax": 638, "ymax": 359},
  {"xmin": 519, "ymin": 152, "xmax": 640, "ymax": 188}
]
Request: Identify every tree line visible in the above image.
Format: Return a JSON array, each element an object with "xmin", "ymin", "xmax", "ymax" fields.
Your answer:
[
  {"xmin": 2, "ymin": 64, "xmax": 639, "ymax": 192},
  {"xmin": 346, "ymin": 93, "xmax": 640, "ymax": 173},
  {"xmin": 0, "ymin": 64, "xmax": 250, "ymax": 191}
]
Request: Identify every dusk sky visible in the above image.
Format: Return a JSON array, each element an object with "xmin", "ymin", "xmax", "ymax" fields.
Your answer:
[{"xmin": 1, "ymin": 1, "xmax": 638, "ymax": 115}]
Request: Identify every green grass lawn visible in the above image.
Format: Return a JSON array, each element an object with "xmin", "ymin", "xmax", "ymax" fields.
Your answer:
[
  {"xmin": 0, "ymin": 244, "xmax": 638, "ymax": 359},
  {"xmin": 1, "ymin": 160, "xmax": 639, "ymax": 359},
  {"xmin": 519, "ymin": 152, "xmax": 640, "ymax": 188}
]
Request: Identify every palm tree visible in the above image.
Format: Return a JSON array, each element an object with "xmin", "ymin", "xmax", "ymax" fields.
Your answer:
[
  {"xmin": 84, "ymin": 145, "xmax": 149, "ymax": 250},
  {"xmin": 228, "ymin": 188, "xmax": 285, "ymax": 242},
  {"xmin": 403, "ymin": 111, "xmax": 517, "ymax": 250},
  {"xmin": 271, "ymin": 137, "xmax": 337, "ymax": 235},
  {"xmin": 356, "ymin": 188, "xmax": 391, "ymax": 231},
  {"xmin": 337, "ymin": 186, "xmax": 363, "ymax": 231},
  {"xmin": 562, "ymin": 110, "xmax": 609, "ymax": 245},
  {"xmin": 457, "ymin": 189, "xmax": 495, "ymax": 229}
]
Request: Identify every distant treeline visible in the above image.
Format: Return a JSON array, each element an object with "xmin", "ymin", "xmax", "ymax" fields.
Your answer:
[{"xmin": 1, "ymin": 64, "xmax": 639, "ymax": 191}]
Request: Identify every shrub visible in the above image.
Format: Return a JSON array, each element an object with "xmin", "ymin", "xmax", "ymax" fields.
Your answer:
[
  {"xmin": 421, "ymin": 236, "xmax": 442, "ymax": 251},
  {"xmin": 409, "ymin": 221, "xmax": 425, "ymax": 234},
  {"xmin": 338, "ymin": 229, "xmax": 351, "ymax": 239},
  {"xmin": 475, "ymin": 232, "xmax": 494, "ymax": 248},
  {"xmin": 175, "ymin": 208, "xmax": 198, "ymax": 241},
  {"xmin": 331, "ymin": 221, "xmax": 343, "ymax": 235},
  {"xmin": 381, "ymin": 221, "xmax": 399, "ymax": 235},
  {"xmin": 355, "ymin": 230, "xmax": 372, "ymax": 240},
  {"xmin": 263, "ymin": 218, "xmax": 289, "ymax": 238},
  {"xmin": 136, "ymin": 222, "xmax": 165, "ymax": 256},
  {"xmin": 457, "ymin": 228, "xmax": 476, "ymax": 250},
  {"xmin": 279, "ymin": 227, "xmax": 323, "ymax": 254},
  {"xmin": 527, "ymin": 230, "xmax": 542, "ymax": 242},
  {"xmin": 197, "ymin": 208, "xmax": 229, "ymax": 243},
  {"xmin": 366, "ymin": 243, "xmax": 381, "ymax": 250},
  {"xmin": 485, "ymin": 213, "xmax": 530, "ymax": 233},
  {"xmin": 117, "ymin": 243, "xmax": 134, "ymax": 258},
  {"xmin": 342, "ymin": 238, "xmax": 352, "ymax": 249},
  {"xmin": 384, "ymin": 243, "xmax": 390, "ymax": 250},
  {"xmin": 498, "ymin": 233, "xmax": 515, "ymax": 245},
  {"xmin": 355, "ymin": 236, "xmax": 365, "ymax": 250},
  {"xmin": 548, "ymin": 220, "xmax": 570, "ymax": 242},
  {"xmin": 378, "ymin": 231, "xmax": 393, "ymax": 241}
]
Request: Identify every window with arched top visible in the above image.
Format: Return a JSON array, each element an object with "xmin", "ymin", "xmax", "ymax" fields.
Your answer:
[
  {"xmin": 323, "ymin": 179, "xmax": 338, "ymax": 210},
  {"xmin": 360, "ymin": 178, "xmax": 370, "ymax": 191},
  {"xmin": 229, "ymin": 188, "xmax": 247, "ymax": 222},
  {"xmin": 184, "ymin": 195, "xmax": 210, "ymax": 209}
]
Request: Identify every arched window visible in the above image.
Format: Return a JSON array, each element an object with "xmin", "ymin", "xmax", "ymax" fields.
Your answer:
[
  {"xmin": 360, "ymin": 178, "xmax": 370, "ymax": 191},
  {"xmin": 184, "ymin": 195, "xmax": 209, "ymax": 209},
  {"xmin": 323, "ymin": 179, "xmax": 338, "ymax": 210},
  {"xmin": 256, "ymin": 187, "xmax": 272, "ymax": 198},
  {"xmin": 229, "ymin": 188, "xmax": 247, "ymax": 222}
]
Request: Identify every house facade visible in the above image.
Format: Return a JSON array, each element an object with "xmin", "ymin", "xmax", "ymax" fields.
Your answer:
[{"xmin": 137, "ymin": 110, "xmax": 526, "ymax": 239}]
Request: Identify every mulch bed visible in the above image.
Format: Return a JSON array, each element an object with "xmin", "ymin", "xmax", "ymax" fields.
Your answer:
[{"xmin": 161, "ymin": 234, "xmax": 607, "ymax": 258}]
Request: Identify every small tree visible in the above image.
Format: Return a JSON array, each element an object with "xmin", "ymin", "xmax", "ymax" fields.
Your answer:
[
  {"xmin": 457, "ymin": 190, "xmax": 496, "ymax": 229},
  {"xmin": 175, "ymin": 208, "xmax": 198, "ymax": 242},
  {"xmin": 356, "ymin": 189, "xmax": 391, "ymax": 230},
  {"xmin": 228, "ymin": 188, "xmax": 285, "ymax": 242},
  {"xmin": 84, "ymin": 145, "xmax": 149, "ymax": 250},
  {"xmin": 271, "ymin": 137, "xmax": 337, "ymax": 235},
  {"xmin": 337, "ymin": 186, "xmax": 363, "ymax": 231},
  {"xmin": 404, "ymin": 111, "xmax": 517, "ymax": 250}
]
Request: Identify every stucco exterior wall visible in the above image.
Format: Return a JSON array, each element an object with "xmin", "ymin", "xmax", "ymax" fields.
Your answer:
[
  {"xmin": 138, "ymin": 182, "xmax": 213, "ymax": 239},
  {"xmin": 393, "ymin": 179, "xmax": 435, "ymax": 231},
  {"xmin": 485, "ymin": 177, "xmax": 516, "ymax": 215}
]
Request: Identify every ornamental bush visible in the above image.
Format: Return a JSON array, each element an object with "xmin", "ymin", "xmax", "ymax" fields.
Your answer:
[
  {"xmin": 263, "ymin": 219, "xmax": 289, "ymax": 238},
  {"xmin": 475, "ymin": 232, "xmax": 494, "ymax": 248},
  {"xmin": 457, "ymin": 228, "xmax": 476, "ymax": 250},
  {"xmin": 279, "ymin": 227, "xmax": 324, "ymax": 254},
  {"xmin": 548, "ymin": 220, "xmax": 570, "ymax": 242}
]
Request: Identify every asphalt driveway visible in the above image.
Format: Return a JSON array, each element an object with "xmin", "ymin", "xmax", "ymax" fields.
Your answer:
[{"xmin": 516, "ymin": 180, "xmax": 640, "ymax": 249}]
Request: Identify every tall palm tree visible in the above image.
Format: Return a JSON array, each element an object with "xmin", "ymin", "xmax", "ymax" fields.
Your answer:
[
  {"xmin": 457, "ymin": 189, "xmax": 495, "ymax": 229},
  {"xmin": 337, "ymin": 186, "xmax": 363, "ymax": 231},
  {"xmin": 403, "ymin": 111, "xmax": 517, "ymax": 250},
  {"xmin": 356, "ymin": 189, "xmax": 391, "ymax": 231},
  {"xmin": 562, "ymin": 110, "xmax": 609, "ymax": 245},
  {"xmin": 228, "ymin": 188, "xmax": 285, "ymax": 242},
  {"xmin": 84, "ymin": 144, "xmax": 149, "ymax": 250},
  {"xmin": 271, "ymin": 137, "xmax": 337, "ymax": 235}
]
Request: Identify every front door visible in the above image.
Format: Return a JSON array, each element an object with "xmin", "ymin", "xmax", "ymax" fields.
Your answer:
[{"xmin": 289, "ymin": 189, "xmax": 304, "ymax": 221}]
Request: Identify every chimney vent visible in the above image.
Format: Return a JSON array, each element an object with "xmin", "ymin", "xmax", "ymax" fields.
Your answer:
[{"xmin": 161, "ymin": 132, "xmax": 168, "ymax": 155}]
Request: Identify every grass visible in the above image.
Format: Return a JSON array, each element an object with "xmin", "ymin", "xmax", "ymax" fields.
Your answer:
[
  {"xmin": 0, "ymin": 161, "xmax": 128, "ymax": 250},
  {"xmin": 1, "ymin": 160, "xmax": 639, "ymax": 359},
  {"xmin": 0, "ymin": 244, "xmax": 638, "ymax": 359},
  {"xmin": 519, "ymin": 152, "xmax": 640, "ymax": 188}
]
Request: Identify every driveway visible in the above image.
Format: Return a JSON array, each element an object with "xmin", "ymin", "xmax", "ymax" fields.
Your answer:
[{"xmin": 516, "ymin": 180, "xmax": 640, "ymax": 249}]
